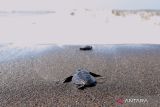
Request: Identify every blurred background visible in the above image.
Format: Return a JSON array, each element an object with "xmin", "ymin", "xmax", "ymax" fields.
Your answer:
[{"xmin": 0, "ymin": 0, "xmax": 160, "ymax": 45}]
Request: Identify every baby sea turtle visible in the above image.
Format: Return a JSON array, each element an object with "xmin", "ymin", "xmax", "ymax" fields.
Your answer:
[
  {"xmin": 79, "ymin": 45, "xmax": 92, "ymax": 51},
  {"xmin": 63, "ymin": 68, "xmax": 101, "ymax": 89}
]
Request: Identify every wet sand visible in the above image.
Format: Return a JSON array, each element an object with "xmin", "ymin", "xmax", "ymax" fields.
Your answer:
[{"xmin": 0, "ymin": 44, "xmax": 160, "ymax": 107}]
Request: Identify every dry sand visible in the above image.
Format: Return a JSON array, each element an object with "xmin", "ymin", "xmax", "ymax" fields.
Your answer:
[{"xmin": 0, "ymin": 44, "xmax": 160, "ymax": 107}]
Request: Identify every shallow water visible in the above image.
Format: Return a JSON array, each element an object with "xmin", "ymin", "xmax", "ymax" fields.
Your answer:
[{"xmin": 0, "ymin": 44, "xmax": 54, "ymax": 62}]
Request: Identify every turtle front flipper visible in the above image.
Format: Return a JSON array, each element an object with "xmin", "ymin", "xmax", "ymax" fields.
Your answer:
[
  {"xmin": 63, "ymin": 76, "xmax": 73, "ymax": 83},
  {"xmin": 89, "ymin": 72, "xmax": 101, "ymax": 77}
]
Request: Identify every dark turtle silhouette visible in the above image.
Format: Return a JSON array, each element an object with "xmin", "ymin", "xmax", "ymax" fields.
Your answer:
[
  {"xmin": 63, "ymin": 68, "xmax": 101, "ymax": 89},
  {"xmin": 70, "ymin": 12, "xmax": 75, "ymax": 16},
  {"xmin": 79, "ymin": 45, "xmax": 92, "ymax": 51}
]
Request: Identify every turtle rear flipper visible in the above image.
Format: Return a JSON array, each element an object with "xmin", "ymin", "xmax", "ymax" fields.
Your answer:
[
  {"xmin": 89, "ymin": 72, "xmax": 101, "ymax": 77},
  {"xmin": 63, "ymin": 76, "xmax": 73, "ymax": 83}
]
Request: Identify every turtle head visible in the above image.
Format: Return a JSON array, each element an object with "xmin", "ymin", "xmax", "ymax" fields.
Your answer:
[
  {"xmin": 77, "ymin": 68, "xmax": 82, "ymax": 71},
  {"xmin": 76, "ymin": 80, "xmax": 86, "ymax": 89},
  {"xmin": 77, "ymin": 68, "xmax": 89, "ymax": 72}
]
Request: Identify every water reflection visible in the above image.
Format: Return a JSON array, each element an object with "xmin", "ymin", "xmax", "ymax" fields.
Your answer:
[{"xmin": 0, "ymin": 43, "xmax": 53, "ymax": 62}]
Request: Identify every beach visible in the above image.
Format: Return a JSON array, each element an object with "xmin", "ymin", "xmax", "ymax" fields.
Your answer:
[
  {"xmin": 0, "ymin": 9, "xmax": 160, "ymax": 44},
  {"xmin": 0, "ymin": 44, "xmax": 160, "ymax": 107}
]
